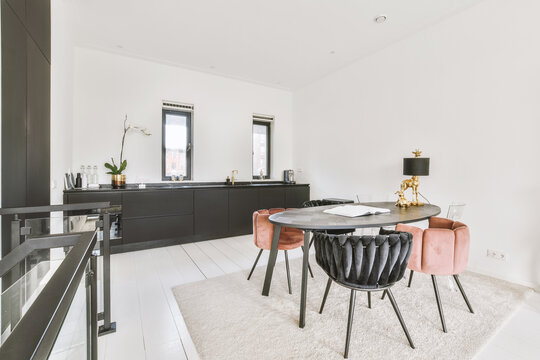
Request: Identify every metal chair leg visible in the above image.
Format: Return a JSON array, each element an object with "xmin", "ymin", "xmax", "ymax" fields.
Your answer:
[
  {"xmin": 381, "ymin": 289, "xmax": 386, "ymax": 300},
  {"xmin": 319, "ymin": 277, "xmax": 332, "ymax": 314},
  {"xmin": 301, "ymin": 245, "xmax": 314, "ymax": 278},
  {"xmin": 367, "ymin": 291, "xmax": 372, "ymax": 309},
  {"xmin": 247, "ymin": 249, "xmax": 263, "ymax": 280},
  {"xmin": 344, "ymin": 290, "xmax": 356, "ymax": 359},
  {"xmin": 432, "ymin": 275, "xmax": 447, "ymax": 333},
  {"xmin": 386, "ymin": 289, "xmax": 415, "ymax": 349},
  {"xmin": 453, "ymin": 275, "xmax": 474, "ymax": 313},
  {"xmin": 408, "ymin": 270, "xmax": 414, "ymax": 288},
  {"xmin": 285, "ymin": 250, "xmax": 292, "ymax": 294}
]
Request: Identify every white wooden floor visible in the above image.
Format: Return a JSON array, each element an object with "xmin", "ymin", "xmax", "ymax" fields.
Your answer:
[{"xmin": 87, "ymin": 234, "xmax": 539, "ymax": 360}]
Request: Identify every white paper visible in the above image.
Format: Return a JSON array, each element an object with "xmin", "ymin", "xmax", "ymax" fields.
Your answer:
[{"xmin": 323, "ymin": 205, "xmax": 390, "ymax": 218}]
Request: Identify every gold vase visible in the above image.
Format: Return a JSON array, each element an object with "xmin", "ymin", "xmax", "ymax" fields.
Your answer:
[{"xmin": 111, "ymin": 174, "xmax": 126, "ymax": 189}]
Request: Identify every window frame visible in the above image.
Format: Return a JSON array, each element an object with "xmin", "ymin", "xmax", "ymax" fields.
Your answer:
[
  {"xmin": 252, "ymin": 120, "xmax": 271, "ymax": 180},
  {"xmin": 162, "ymin": 109, "xmax": 193, "ymax": 181}
]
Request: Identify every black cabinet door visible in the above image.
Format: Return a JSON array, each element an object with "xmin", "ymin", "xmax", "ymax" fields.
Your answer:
[
  {"xmin": 123, "ymin": 190, "xmax": 193, "ymax": 218},
  {"xmin": 66, "ymin": 192, "xmax": 122, "ymax": 206},
  {"xmin": 6, "ymin": 0, "xmax": 25, "ymax": 20},
  {"xmin": 285, "ymin": 186, "xmax": 310, "ymax": 208},
  {"xmin": 123, "ymin": 215, "xmax": 193, "ymax": 245},
  {"xmin": 26, "ymin": 36, "xmax": 50, "ymax": 207},
  {"xmin": 26, "ymin": 0, "xmax": 50, "ymax": 62},
  {"xmin": 1, "ymin": 2, "xmax": 27, "ymax": 209},
  {"xmin": 228, "ymin": 188, "xmax": 259, "ymax": 236},
  {"xmin": 258, "ymin": 187, "xmax": 285, "ymax": 210},
  {"xmin": 194, "ymin": 189, "xmax": 228, "ymax": 239}
]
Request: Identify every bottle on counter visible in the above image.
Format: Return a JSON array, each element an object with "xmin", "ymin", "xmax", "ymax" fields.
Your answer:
[
  {"xmin": 80, "ymin": 166, "xmax": 87, "ymax": 188},
  {"xmin": 93, "ymin": 165, "xmax": 99, "ymax": 184},
  {"xmin": 86, "ymin": 165, "xmax": 92, "ymax": 184},
  {"xmin": 75, "ymin": 173, "xmax": 82, "ymax": 188}
]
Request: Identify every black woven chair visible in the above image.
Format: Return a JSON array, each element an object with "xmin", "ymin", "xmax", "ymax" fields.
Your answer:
[{"xmin": 313, "ymin": 231, "xmax": 415, "ymax": 358}]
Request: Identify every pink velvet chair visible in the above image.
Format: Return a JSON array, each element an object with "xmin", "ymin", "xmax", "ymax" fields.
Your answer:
[
  {"xmin": 394, "ymin": 217, "xmax": 474, "ymax": 332},
  {"xmin": 248, "ymin": 209, "xmax": 311, "ymax": 294}
]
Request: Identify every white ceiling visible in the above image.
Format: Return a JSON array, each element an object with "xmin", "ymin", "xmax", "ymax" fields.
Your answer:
[{"xmin": 65, "ymin": 0, "xmax": 485, "ymax": 90}]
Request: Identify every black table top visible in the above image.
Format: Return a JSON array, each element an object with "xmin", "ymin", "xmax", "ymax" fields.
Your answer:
[{"xmin": 268, "ymin": 202, "xmax": 441, "ymax": 230}]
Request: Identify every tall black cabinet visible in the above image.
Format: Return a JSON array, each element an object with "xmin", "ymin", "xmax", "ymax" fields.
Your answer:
[{"xmin": 1, "ymin": 0, "xmax": 51, "ymax": 258}]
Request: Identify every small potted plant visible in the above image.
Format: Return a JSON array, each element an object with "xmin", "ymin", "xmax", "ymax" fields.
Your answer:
[{"xmin": 105, "ymin": 115, "xmax": 151, "ymax": 188}]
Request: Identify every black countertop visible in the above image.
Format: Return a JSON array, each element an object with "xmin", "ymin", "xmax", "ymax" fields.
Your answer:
[{"xmin": 64, "ymin": 181, "xmax": 308, "ymax": 193}]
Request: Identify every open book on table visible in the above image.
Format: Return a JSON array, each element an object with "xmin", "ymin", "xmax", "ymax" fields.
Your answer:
[{"xmin": 323, "ymin": 205, "xmax": 390, "ymax": 218}]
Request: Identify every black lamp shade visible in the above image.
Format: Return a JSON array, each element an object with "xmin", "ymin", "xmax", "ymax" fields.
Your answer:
[{"xmin": 403, "ymin": 158, "xmax": 430, "ymax": 176}]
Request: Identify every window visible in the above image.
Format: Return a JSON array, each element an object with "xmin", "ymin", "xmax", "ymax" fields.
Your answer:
[
  {"xmin": 162, "ymin": 104, "xmax": 193, "ymax": 180},
  {"xmin": 252, "ymin": 114, "xmax": 272, "ymax": 179}
]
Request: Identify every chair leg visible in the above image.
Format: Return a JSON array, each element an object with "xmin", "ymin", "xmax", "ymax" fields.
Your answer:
[
  {"xmin": 386, "ymin": 289, "xmax": 415, "ymax": 349},
  {"xmin": 344, "ymin": 290, "xmax": 356, "ymax": 359},
  {"xmin": 453, "ymin": 275, "xmax": 474, "ymax": 314},
  {"xmin": 301, "ymin": 245, "xmax": 314, "ymax": 278},
  {"xmin": 381, "ymin": 289, "xmax": 386, "ymax": 300},
  {"xmin": 284, "ymin": 250, "xmax": 292, "ymax": 294},
  {"xmin": 247, "ymin": 249, "xmax": 263, "ymax": 280},
  {"xmin": 408, "ymin": 270, "xmax": 414, "ymax": 288},
  {"xmin": 431, "ymin": 275, "xmax": 447, "ymax": 333},
  {"xmin": 367, "ymin": 291, "xmax": 372, "ymax": 309},
  {"xmin": 319, "ymin": 277, "xmax": 332, "ymax": 314}
]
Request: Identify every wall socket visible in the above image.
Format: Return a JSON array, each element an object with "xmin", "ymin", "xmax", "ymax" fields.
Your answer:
[{"xmin": 486, "ymin": 249, "xmax": 506, "ymax": 261}]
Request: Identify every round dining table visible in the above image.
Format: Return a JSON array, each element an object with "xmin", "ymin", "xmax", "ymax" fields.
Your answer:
[{"xmin": 262, "ymin": 201, "xmax": 441, "ymax": 328}]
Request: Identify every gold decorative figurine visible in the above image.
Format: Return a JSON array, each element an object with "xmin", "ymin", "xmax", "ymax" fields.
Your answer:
[{"xmin": 396, "ymin": 149, "xmax": 430, "ymax": 207}]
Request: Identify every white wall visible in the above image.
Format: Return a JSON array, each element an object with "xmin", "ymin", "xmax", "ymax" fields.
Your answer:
[
  {"xmin": 71, "ymin": 48, "xmax": 293, "ymax": 184},
  {"xmin": 293, "ymin": 0, "xmax": 540, "ymax": 287},
  {"xmin": 51, "ymin": 0, "xmax": 74, "ymax": 204}
]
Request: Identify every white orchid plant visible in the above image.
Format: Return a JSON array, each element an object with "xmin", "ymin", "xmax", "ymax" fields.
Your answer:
[{"xmin": 105, "ymin": 115, "xmax": 151, "ymax": 175}]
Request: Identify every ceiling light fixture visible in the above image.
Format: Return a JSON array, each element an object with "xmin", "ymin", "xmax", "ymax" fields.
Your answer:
[{"xmin": 375, "ymin": 15, "xmax": 387, "ymax": 24}]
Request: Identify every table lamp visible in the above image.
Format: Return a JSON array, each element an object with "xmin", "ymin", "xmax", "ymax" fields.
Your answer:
[{"xmin": 396, "ymin": 149, "xmax": 430, "ymax": 207}]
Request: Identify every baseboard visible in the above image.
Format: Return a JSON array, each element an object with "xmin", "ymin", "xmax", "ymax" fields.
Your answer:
[{"xmin": 466, "ymin": 265, "xmax": 538, "ymax": 289}]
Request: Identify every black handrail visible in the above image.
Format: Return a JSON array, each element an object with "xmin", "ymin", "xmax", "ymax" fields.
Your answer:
[
  {"xmin": 0, "ymin": 202, "xmax": 111, "ymax": 215},
  {"xmin": 0, "ymin": 231, "xmax": 97, "ymax": 360},
  {"xmin": 1, "ymin": 202, "xmax": 118, "ymax": 336}
]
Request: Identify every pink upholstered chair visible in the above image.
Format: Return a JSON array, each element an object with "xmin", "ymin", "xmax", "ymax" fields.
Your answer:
[
  {"xmin": 394, "ymin": 217, "xmax": 474, "ymax": 332},
  {"xmin": 248, "ymin": 209, "xmax": 311, "ymax": 294}
]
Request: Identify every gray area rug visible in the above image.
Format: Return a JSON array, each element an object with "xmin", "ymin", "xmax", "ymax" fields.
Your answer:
[{"xmin": 173, "ymin": 256, "xmax": 531, "ymax": 359}]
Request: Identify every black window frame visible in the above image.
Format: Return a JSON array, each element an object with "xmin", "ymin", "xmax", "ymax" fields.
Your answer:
[
  {"xmin": 162, "ymin": 109, "xmax": 192, "ymax": 181},
  {"xmin": 252, "ymin": 120, "xmax": 271, "ymax": 180}
]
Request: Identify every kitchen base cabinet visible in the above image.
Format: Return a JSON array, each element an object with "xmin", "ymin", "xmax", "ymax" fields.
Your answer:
[
  {"xmin": 229, "ymin": 188, "xmax": 260, "ymax": 236},
  {"xmin": 123, "ymin": 215, "xmax": 193, "ymax": 247},
  {"xmin": 194, "ymin": 189, "xmax": 229, "ymax": 240},
  {"xmin": 64, "ymin": 184, "xmax": 309, "ymax": 253}
]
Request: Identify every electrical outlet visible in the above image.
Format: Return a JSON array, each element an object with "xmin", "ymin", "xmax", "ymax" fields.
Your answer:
[{"xmin": 486, "ymin": 249, "xmax": 506, "ymax": 261}]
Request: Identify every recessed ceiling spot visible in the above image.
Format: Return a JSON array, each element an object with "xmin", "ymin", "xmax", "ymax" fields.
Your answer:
[
  {"xmin": 330, "ymin": 50, "xmax": 335, "ymax": 55},
  {"xmin": 375, "ymin": 15, "xmax": 387, "ymax": 24}
]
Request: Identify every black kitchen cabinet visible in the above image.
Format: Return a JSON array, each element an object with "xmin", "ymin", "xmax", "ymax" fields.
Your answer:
[
  {"xmin": 285, "ymin": 186, "xmax": 310, "ymax": 208},
  {"xmin": 259, "ymin": 187, "xmax": 286, "ymax": 209},
  {"xmin": 65, "ymin": 192, "xmax": 122, "ymax": 206},
  {"xmin": 26, "ymin": 37, "xmax": 50, "ymax": 207},
  {"xmin": 123, "ymin": 190, "xmax": 193, "ymax": 218},
  {"xmin": 123, "ymin": 215, "xmax": 193, "ymax": 246},
  {"xmin": 229, "ymin": 188, "xmax": 259, "ymax": 236},
  {"xmin": 26, "ymin": 0, "xmax": 51, "ymax": 62},
  {"xmin": 194, "ymin": 189, "xmax": 229, "ymax": 239},
  {"xmin": 6, "ymin": 0, "xmax": 25, "ymax": 20},
  {"xmin": 64, "ymin": 184, "xmax": 309, "ymax": 253}
]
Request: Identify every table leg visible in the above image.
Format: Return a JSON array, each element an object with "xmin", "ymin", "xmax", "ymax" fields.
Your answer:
[
  {"xmin": 299, "ymin": 230, "xmax": 310, "ymax": 328},
  {"xmin": 262, "ymin": 224, "xmax": 282, "ymax": 296}
]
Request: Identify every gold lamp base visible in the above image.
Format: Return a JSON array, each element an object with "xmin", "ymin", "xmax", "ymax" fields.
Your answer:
[{"xmin": 395, "ymin": 149, "xmax": 427, "ymax": 208}]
